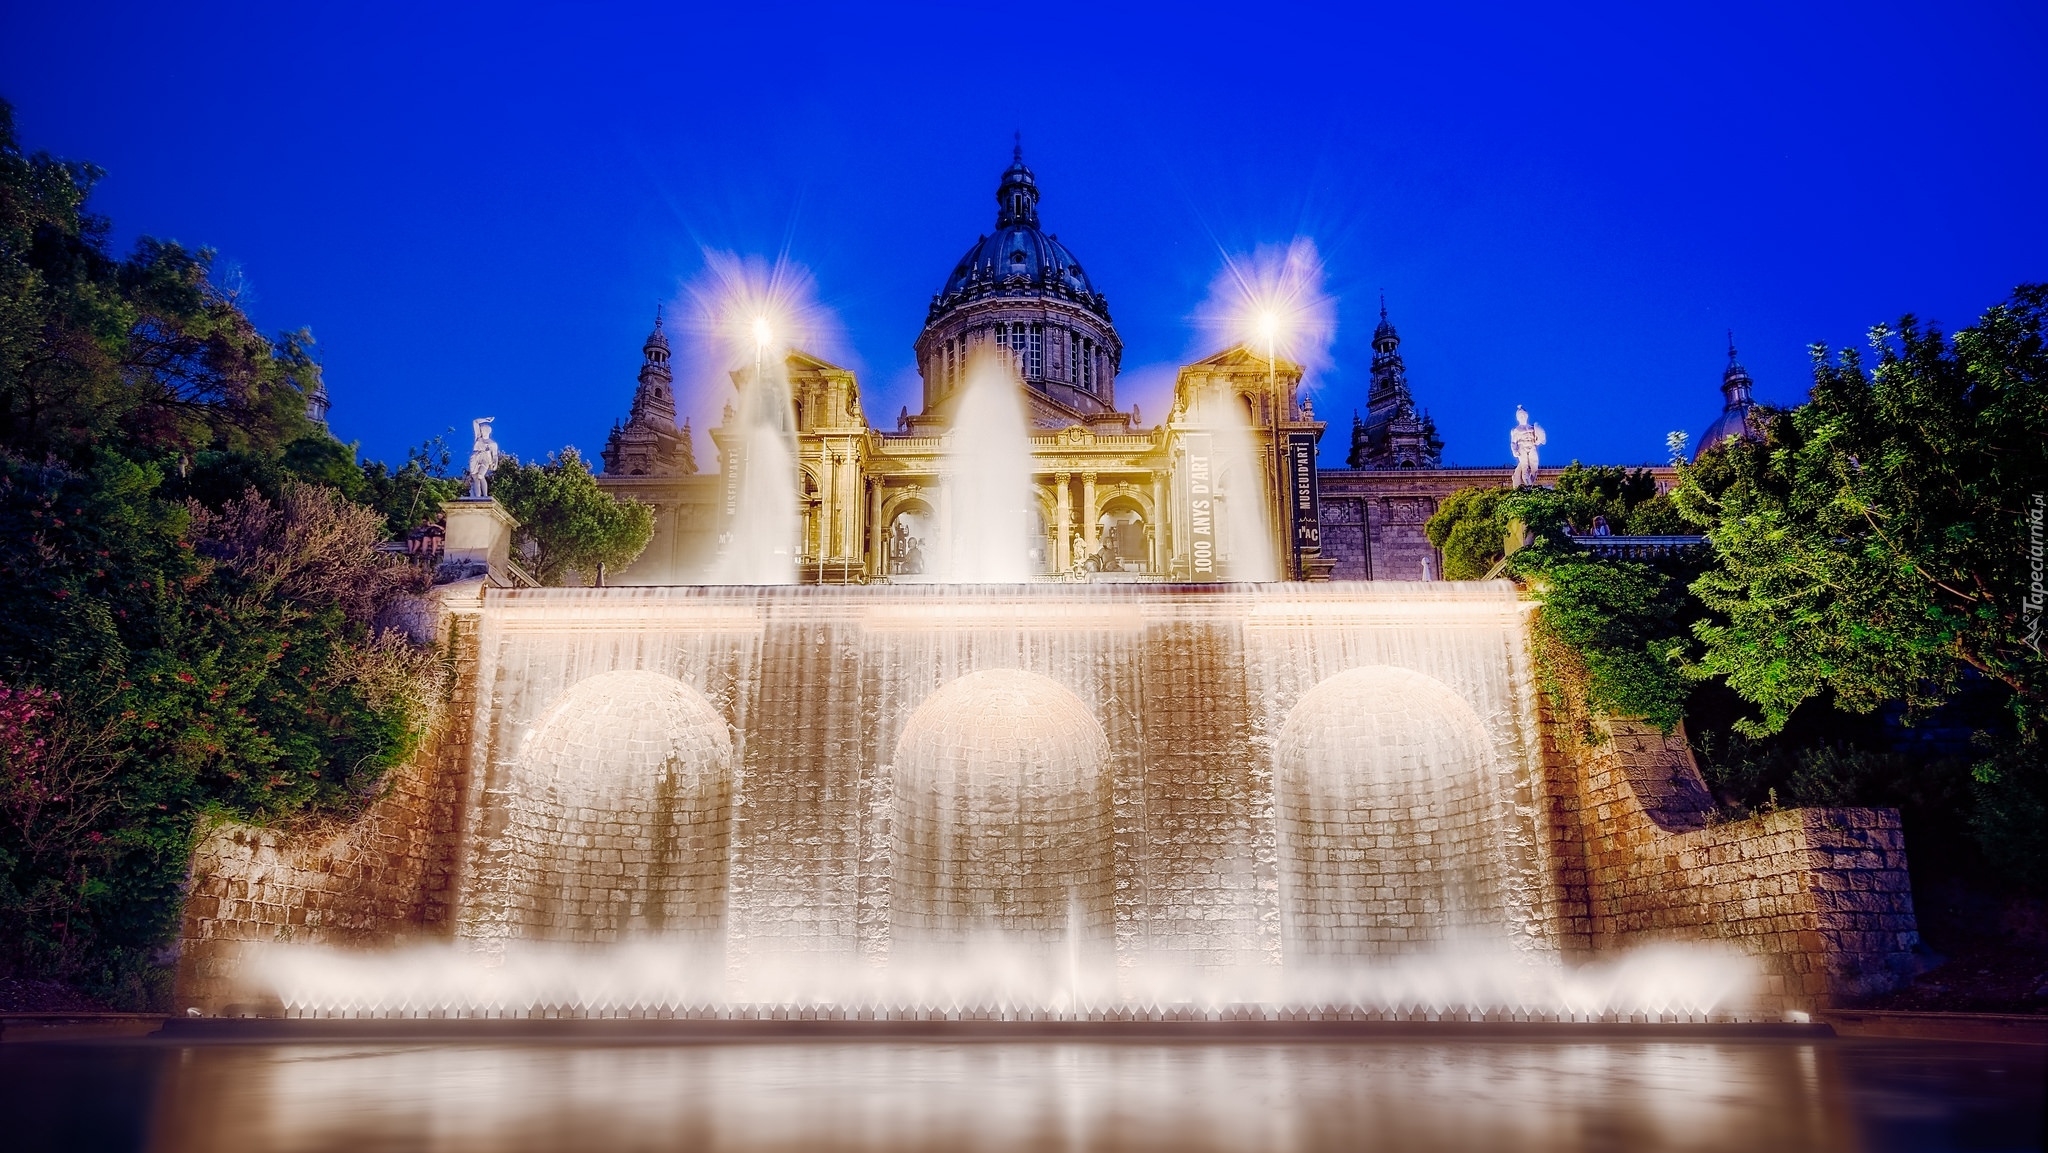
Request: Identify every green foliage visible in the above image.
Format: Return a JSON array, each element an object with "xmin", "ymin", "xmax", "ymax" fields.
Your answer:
[
  {"xmin": 1552, "ymin": 462, "xmax": 1661, "ymax": 531},
  {"xmin": 491, "ymin": 447, "xmax": 653, "ymax": 585},
  {"xmin": 0, "ymin": 100, "xmax": 445, "ymax": 1003},
  {"xmin": 1678, "ymin": 286, "xmax": 2048, "ymax": 738},
  {"xmin": 1514, "ymin": 552, "xmax": 1693, "ymax": 731},
  {"xmin": 0, "ymin": 458, "xmax": 439, "ymax": 1000},
  {"xmin": 1425, "ymin": 480, "xmax": 1694, "ymax": 729},
  {"xmin": 1424, "ymin": 487, "xmax": 1511, "ymax": 579},
  {"xmin": 358, "ymin": 435, "xmax": 461, "ymax": 538},
  {"xmin": 1968, "ymin": 732, "xmax": 2048, "ymax": 886},
  {"xmin": 1424, "ymin": 463, "xmax": 1686, "ymax": 581},
  {"xmin": 0, "ymin": 104, "xmax": 320, "ymax": 464}
]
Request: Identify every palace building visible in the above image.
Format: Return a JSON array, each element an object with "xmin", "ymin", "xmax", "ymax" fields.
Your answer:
[{"xmin": 597, "ymin": 149, "xmax": 1686, "ymax": 584}]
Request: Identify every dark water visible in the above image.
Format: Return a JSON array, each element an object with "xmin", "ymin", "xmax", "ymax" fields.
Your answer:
[{"xmin": 2, "ymin": 1038, "xmax": 2041, "ymax": 1152}]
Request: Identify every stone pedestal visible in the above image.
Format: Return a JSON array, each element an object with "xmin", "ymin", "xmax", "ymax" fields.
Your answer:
[{"xmin": 443, "ymin": 498, "xmax": 519, "ymax": 574}]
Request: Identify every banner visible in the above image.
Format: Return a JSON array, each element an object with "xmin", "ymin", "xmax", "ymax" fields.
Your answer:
[
  {"xmin": 1287, "ymin": 432, "xmax": 1321, "ymax": 571},
  {"xmin": 1184, "ymin": 432, "xmax": 1216, "ymax": 579}
]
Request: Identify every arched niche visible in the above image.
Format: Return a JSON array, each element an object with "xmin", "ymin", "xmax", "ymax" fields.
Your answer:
[
  {"xmin": 492, "ymin": 670, "xmax": 733, "ymax": 943},
  {"xmin": 1094, "ymin": 493, "xmax": 1151, "ymax": 573},
  {"xmin": 882, "ymin": 496, "xmax": 937, "ymax": 576},
  {"xmin": 1275, "ymin": 666, "xmax": 1521, "ymax": 956},
  {"xmin": 891, "ymin": 669, "xmax": 1112, "ymax": 943}
]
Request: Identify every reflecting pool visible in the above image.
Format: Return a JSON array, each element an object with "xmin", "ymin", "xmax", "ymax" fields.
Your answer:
[{"xmin": 4, "ymin": 1037, "xmax": 2041, "ymax": 1152}]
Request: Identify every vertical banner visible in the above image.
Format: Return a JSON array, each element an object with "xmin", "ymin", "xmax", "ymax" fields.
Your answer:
[
  {"xmin": 1287, "ymin": 432, "xmax": 1321, "ymax": 576},
  {"xmin": 1183, "ymin": 432, "xmax": 1216, "ymax": 580},
  {"xmin": 720, "ymin": 443, "xmax": 745, "ymax": 549}
]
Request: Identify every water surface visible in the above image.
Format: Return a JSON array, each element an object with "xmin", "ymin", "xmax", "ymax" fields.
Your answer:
[{"xmin": 4, "ymin": 1038, "xmax": 2039, "ymax": 1152}]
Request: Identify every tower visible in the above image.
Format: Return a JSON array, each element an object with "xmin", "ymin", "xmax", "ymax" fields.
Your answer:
[
  {"xmin": 1348, "ymin": 298, "xmax": 1441, "ymax": 468},
  {"xmin": 602, "ymin": 312, "xmax": 696, "ymax": 477}
]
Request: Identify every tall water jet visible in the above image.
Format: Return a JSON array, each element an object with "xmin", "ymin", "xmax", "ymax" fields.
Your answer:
[
  {"xmin": 711, "ymin": 330, "xmax": 800, "ymax": 584},
  {"xmin": 1181, "ymin": 373, "xmax": 1278, "ymax": 582},
  {"xmin": 939, "ymin": 350, "xmax": 1036, "ymax": 581}
]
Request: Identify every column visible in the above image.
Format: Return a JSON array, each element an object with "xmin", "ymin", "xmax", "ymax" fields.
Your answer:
[
  {"xmin": 1054, "ymin": 471, "xmax": 1072, "ymax": 571},
  {"xmin": 1150, "ymin": 472, "xmax": 1165, "ymax": 574},
  {"xmin": 820, "ymin": 448, "xmax": 837, "ymax": 559},
  {"xmin": 1081, "ymin": 472, "xmax": 1098, "ymax": 554},
  {"xmin": 869, "ymin": 477, "xmax": 885, "ymax": 577},
  {"xmin": 938, "ymin": 473, "xmax": 953, "ymax": 573},
  {"xmin": 840, "ymin": 447, "xmax": 857, "ymax": 562}
]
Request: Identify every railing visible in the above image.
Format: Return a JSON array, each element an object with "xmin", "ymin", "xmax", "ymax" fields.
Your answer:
[{"xmin": 1567, "ymin": 535, "xmax": 1709, "ymax": 560}]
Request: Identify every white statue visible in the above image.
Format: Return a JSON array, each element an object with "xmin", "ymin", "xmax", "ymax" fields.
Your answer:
[
  {"xmin": 1509, "ymin": 405, "xmax": 1546, "ymax": 488},
  {"xmin": 465, "ymin": 417, "xmax": 502, "ymax": 500}
]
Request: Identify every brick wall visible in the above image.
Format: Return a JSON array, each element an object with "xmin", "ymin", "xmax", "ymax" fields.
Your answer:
[
  {"xmin": 171, "ymin": 596, "xmax": 482, "ymax": 1013},
  {"xmin": 1533, "ymin": 656, "xmax": 1922, "ymax": 1012}
]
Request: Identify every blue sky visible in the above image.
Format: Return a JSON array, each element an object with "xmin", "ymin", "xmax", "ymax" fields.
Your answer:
[{"xmin": 4, "ymin": 1, "xmax": 2043, "ymax": 468}]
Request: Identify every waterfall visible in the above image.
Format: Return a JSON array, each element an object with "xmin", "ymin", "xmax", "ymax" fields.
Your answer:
[{"xmin": 257, "ymin": 582, "xmax": 1756, "ymax": 1018}]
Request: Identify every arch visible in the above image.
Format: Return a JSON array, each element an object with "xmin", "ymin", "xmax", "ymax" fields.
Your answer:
[
  {"xmin": 1275, "ymin": 666, "xmax": 1521, "ymax": 956},
  {"xmin": 891, "ymin": 670, "xmax": 1112, "ymax": 942},
  {"xmin": 882, "ymin": 496, "xmax": 937, "ymax": 576},
  {"xmin": 1094, "ymin": 492, "xmax": 1151, "ymax": 573},
  {"xmin": 493, "ymin": 671, "xmax": 733, "ymax": 942}
]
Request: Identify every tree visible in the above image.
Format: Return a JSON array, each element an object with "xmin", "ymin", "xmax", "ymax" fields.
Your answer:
[
  {"xmin": 1676, "ymin": 286, "xmax": 2048, "ymax": 737},
  {"xmin": 0, "ymin": 103, "xmax": 445, "ymax": 1002},
  {"xmin": 1424, "ymin": 486, "xmax": 1511, "ymax": 579},
  {"xmin": 358, "ymin": 434, "xmax": 461, "ymax": 538},
  {"xmin": 1425, "ymin": 481, "xmax": 1696, "ymax": 728},
  {"xmin": 0, "ymin": 99, "xmax": 319, "ymax": 464},
  {"xmin": 490, "ymin": 447, "xmax": 653, "ymax": 585}
]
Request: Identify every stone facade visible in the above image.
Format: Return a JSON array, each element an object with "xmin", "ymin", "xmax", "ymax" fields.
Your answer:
[
  {"xmin": 1314, "ymin": 465, "xmax": 1680, "ymax": 582},
  {"xmin": 596, "ymin": 153, "xmax": 1333, "ymax": 584},
  {"xmin": 587, "ymin": 152, "xmax": 1727, "ymax": 588}
]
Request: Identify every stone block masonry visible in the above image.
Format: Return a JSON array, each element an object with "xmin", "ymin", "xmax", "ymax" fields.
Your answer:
[
  {"xmin": 173, "ymin": 589, "xmax": 484, "ymax": 1013},
  {"xmin": 1533, "ymin": 656, "xmax": 1922, "ymax": 1014}
]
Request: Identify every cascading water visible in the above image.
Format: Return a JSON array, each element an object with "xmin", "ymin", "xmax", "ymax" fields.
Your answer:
[
  {"xmin": 937, "ymin": 351, "xmax": 1037, "ymax": 581},
  {"xmin": 256, "ymin": 582, "xmax": 1760, "ymax": 1021}
]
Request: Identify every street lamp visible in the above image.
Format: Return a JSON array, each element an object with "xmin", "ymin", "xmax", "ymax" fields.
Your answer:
[{"xmin": 752, "ymin": 315, "xmax": 773, "ymax": 388}]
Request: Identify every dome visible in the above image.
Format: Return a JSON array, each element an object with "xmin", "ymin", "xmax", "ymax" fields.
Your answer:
[
  {"xmin": 927, "ymin": 146, "xmax": 1110, "ymax": 323},
  {"xmin": 1695, "ymin": 405, "xmax": 1758, "ymax": 458},
  {"xmin": 1693, "ymin": 340, "xmax": 1761, "ymax": 461}
]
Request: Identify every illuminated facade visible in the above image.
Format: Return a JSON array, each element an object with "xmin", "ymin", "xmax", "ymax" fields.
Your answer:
[{"xmin": 596, "ymin": 150, "xmax": 1684, "ymax": 584}]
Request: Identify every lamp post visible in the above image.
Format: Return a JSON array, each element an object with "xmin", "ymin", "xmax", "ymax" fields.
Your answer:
[{"xmin": 1258, "ymin": 310, "xmax": 1291, "ymax": 580}]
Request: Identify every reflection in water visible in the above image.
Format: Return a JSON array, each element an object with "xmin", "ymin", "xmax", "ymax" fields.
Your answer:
[{"xmin": 118, "ymin": 1040, "xmax": 2040, "ymax": 1153}]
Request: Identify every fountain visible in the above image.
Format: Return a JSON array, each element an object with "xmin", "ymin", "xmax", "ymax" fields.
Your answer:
[
  {"xmin": 171, "ymin": 267, "xmax": 1918, "ymax": 1026},
  {"xmin": 170, "ymin": 565, "xmax": 1916, "ymax": 1026},
  {"xmin": 936, "ymin": 352, "xmax": 1037, "ymax": 581},
  {"xmin": 707, "ymin": 324, "xmax": 800, "ymax": 585}
]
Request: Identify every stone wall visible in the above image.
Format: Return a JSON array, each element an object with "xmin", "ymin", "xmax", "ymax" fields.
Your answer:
[
  {"xmin": 171, "ymin": 592, "xmax": 483, "ymax": 1014},
  {"xmin": 1533, "ymin": 649, "xmax": 1922, "ymax": 1013},
  {"xmin": 1315, "ymin": 465, "xmax": 1681, "ymax": 581}
]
